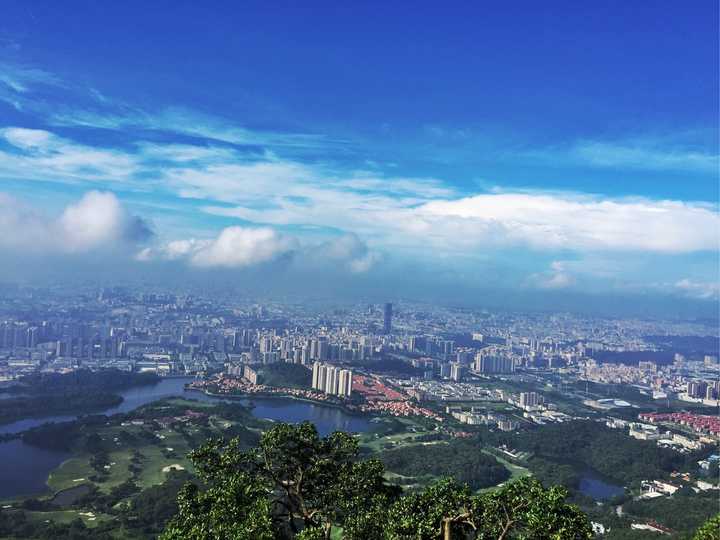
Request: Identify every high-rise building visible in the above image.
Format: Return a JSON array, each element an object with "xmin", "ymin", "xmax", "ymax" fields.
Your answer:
[
  {"xmin": 312, "ymin": 362, "xmax": 353, "ymax": 397},
  {"xmin": 687, "ymin": 381, "xmax": 707, "ymax": 398},
  {"xmin": 259, "ymin": 336, "xmax": 273, "ymax": 353},
  {"xmin": 519, "ymin": 392, "xmax": 541, "ymax": 408},
  {"xmin": 312, "ymin": 361, "xmax": 326, "ymax": 390},
  {"xmin": 338, "ymin": 369, "xmax": 353, "ymax": 397},
  {"xmin": 383, "ymin": 303, "xmax": 393, "ymax": 334},
  {"xmin": 439, "ymin": 363, "xmax": 451, "ymax": 378},
  {"xmin": 441, "ymin": 340, "xmax": 455, "ymax": 358},
  {"xmin": 318, "ymin": 338, "xmax": 329, "ymax": 361},
  {"xmin": 449, "ymin": 362, "xmax": 465, "ymax": 382},
  {"xmin": 475, "ymin": 354, "xmax": 514, "ymax": 374}
]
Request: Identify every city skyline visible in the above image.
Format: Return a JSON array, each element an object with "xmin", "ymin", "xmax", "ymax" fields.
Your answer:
[{"xmin": 0, "ymin": 1, "xmax": 718, "ymax": 316}]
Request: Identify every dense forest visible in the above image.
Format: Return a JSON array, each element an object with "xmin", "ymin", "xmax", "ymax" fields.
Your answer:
[
  {"xmin": 380, "ymin": 440, "xmax": 510, "ymax": 490},
  {"xmin": 501, "ymin": 420, "xmax": 699, "ymax": 485},
  {"xmin": 0, "ymin": 370, "xmax": 159, "ymax": 425},
  {"xmin": 0, "ymin": 393, "xmax": 123, "ymax": 425},
  {"xmin": 256, "ymin": 362, "xmax": 312, "ymax": 388},
  {"xmin": 3, "ymin": 369, "xmax": 159, "ymax": 394}
]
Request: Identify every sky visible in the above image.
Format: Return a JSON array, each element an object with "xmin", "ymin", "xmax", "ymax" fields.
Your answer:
[{"xmin": 0, "ymin": 1, "xmax": 718, "ymax": 315}]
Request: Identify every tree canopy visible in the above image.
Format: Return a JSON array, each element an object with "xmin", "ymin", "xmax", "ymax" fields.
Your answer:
[{"xmin": 162, "ymin": 421, "xmax": 593, "ymax": 540}]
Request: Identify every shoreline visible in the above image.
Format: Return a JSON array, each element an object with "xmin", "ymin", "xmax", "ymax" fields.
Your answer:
[{"xmin": 184, "ymin": 386, "xmax": 371, "ymax": 418}]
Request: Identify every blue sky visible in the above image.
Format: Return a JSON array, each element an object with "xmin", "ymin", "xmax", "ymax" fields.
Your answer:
[{"xmin": 0, "ymin": 1, "xmax": 718, "ymax": 311}]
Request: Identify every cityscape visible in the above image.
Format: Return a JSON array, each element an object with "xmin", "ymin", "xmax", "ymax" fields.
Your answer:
[{"xmin": 0, "ymin": 284, "xmax": 718, "ymax": 537}]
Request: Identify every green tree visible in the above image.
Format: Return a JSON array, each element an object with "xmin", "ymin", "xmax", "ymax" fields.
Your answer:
[
  {"xmin": 161, "ymin": 469, "xmax": 274, "ymax": 540},
  {"xmin": 162, "ymin": 422, "xmax": 397, "ymax": 540},
  {"xmin": 161, "ymin": 423, "xmax": 593, "ymax": 540},
  {"xmin": 694, "ymin": 514, "xmax": 720, "ymax": 540},
  {"xmin": 385, "ymin": 477, "xmax": 592, "ymax": 540},
  {"xmin": 385, "ymin": 478, "xmax": 479, "ymax": 540}
]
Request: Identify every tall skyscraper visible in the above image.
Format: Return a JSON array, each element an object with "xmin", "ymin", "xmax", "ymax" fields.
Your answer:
[{"xmin": 383, "ymin": 303, "xmax": 393, "ymax": 334}]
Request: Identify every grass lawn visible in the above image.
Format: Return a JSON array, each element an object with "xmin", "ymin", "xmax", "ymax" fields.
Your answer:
[
  {"xmin": 23, "ymin": 508, "xmax": 115, "ymax": 528},
  {"xmin": 478, "ymin": 449, "xmax": 531, "ymax": 492},
  {"xmin": 48, "ymin": 420, "xmax": 204, "ymax": 494}
]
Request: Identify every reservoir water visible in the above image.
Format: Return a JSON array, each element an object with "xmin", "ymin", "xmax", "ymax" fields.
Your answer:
[
  {"xmin": 578, "ymin": 470, "xmax": 625, "ymax": 500},
  {"xmin": 0, "ymin": 377, "xmax": 371, "ymax": 500}
]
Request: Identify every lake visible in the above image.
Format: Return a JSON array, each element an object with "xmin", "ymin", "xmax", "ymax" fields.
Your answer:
[
  {"xmin": 0, "ymin": 377, "xmax": 371, "ymax": 500},
  {"xmin": 578, "ymin": 470, "xmax": 625, "ymax": 500}
]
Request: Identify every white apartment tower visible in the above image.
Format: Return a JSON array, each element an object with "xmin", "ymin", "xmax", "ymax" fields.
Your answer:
[{"xmin": 312, "ymin": 361, "xmax": 353, "ymax": 398}]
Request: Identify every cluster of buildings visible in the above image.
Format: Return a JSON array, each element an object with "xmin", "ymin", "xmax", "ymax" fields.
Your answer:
[
  {"xmin": 311, "ymin": 362, "xmax": 353, "ymax": 397},
  {"xmin": 446, "ymin": 406, "xmax": 519, "ymax": 431},
  {"xmin": 638, "ymin": 412, "xmax": 720, "ymax": 437},
  {"xmin": 683, "ymin": 379, "xmax": 720, "ymax": 402},
  {"xmin": 0, "ymin": 286, "xmax": 717, "ymax": 435},
  {"xmin": 605, "ymin": 414, "xmax": 718, "ymax": 453}
]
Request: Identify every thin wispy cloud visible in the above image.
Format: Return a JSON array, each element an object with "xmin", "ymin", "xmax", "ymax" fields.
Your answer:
[
  {"xmin": 572, "ymin": 140, "xmax": 718, "ymax": 173},
  {"xmin": 0, "ymin": 62, "xmax": 63, "ymax": 94},
  {"xmin": 523, "ymin": 137, "xmax": 718, "ymax": 174}
]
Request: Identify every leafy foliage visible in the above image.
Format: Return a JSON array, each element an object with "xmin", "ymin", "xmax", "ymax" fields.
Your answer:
[
  {"xmin": 693, "ymin": 514, "xmax": 720, "ymax": 540},
  {"xmin": 161, "ymin": 422, "xmax": 592, "ymax": 539},
  {"xmin": 384, "ymin": 477, "xmax": 592, "ymax": 540},
  {"xmin": 162, "ymin": 422, "xmax": 398, "ymax": 539},
  {"xmin": 0, "ymin": 393, "xmax": 123, "ymax": 424}
]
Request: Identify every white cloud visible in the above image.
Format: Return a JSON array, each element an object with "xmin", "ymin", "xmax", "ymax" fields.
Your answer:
[
  {"xmin": 416, "ymin": 193, "xmax": 719, "ymax": 253},
  {"xmin": 2, "ymin": 126, "xmax": 717, "ymax": 259},
  {"xmin": 138, "ymin": 229, "xmax": 383, "ymax": 273},
  {"xmin": 673, "ymin": 278, "xmax": 720, "ymax": 300},
  {"xmin": 139, "ymin": 226, "xmax": 297, "ymax": 269},
  {"xmin": 0, "ymin": 127, "xmax": 140, "ymax": 185},
  {"xmin": 527, "ymin": 261, "xmax": 576, "ymax": 290},
  {"xmin": 2, "ymin": 127, "xmax": 55, "ymax": 148},
  {"xmin": 51, "ymin": 106, "xmax": 340, "ymax": 150},
  {"xmin": 0, "ymin": 63, "xmax": 62, "ymax": 94},
  {"xmin": 59, "ymin": 191, "xmax": 132, "ymax": 252},
  {"xmin": 572, "ymin": 140, "xmax": 718, "ymax": 173},
  {"xmin": 191, "ymin": 226, "xmax": 296, "ymax": 268},
  {"xmin": 348, "ymin": 251, "xmax": 382, "ymax": 273},
  {"xmin": 0, "ymin": 191, "xmax": 152, "ymax": 254},
  {"xmin": 315, "ymin": 234, "xmax": 382, "ymax": 273},
  {"xmin": 522, "ymin": 137, "xmax": 718, "ymax": 174}
]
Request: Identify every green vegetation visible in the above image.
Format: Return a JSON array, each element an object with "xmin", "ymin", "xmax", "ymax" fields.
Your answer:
[
  {"xmin": 693, "ymin": 514, "xmax": 720, "ymax": 540},
  {"xmin": 0, "ymin": 394, "xmax": 123, "ymax": 425},
  {"xmin": 380, "ymin": 439, "xmax": 510, "ymax": 491},
  {"xmin": 622, "ymin": 490, "xmax": 720, "ymax": 533},
  {"xmin": 580, "ymin": 489, "xmax": 720, "ymax": 539},
  {"xmin": 503, "ymin": 420, "xmax": 696, "ymax": 485},
  {"xmin": 5, "ymin": 369, "xmax": 160, "ymax": 395},
  {"xmin": 161, "ymin": 422, "xmax": 592, "ymax": 540},
  {"xmin": 0, "ymin": 369, "xmax": 159, "ymax": 425},
  {"xmin": 1, "ymin": 396, "xmax": 714, "ymax": 539},
  {"xmin": 256, "ymin": 362, "xmax": 312, "ymax": 388}
]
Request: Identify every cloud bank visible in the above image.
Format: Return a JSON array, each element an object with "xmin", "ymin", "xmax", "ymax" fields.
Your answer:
[{"xmin": 0, "ymin": 191, "xmax": 152, "ymax": 254}]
